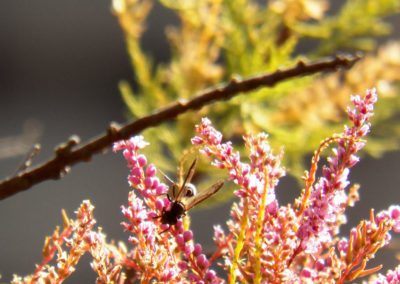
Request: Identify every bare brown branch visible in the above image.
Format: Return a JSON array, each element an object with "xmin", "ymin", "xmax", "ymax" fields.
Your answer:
[{"xmin": 0, "ymin": 55, "xmax": 360, "ymax": 200}]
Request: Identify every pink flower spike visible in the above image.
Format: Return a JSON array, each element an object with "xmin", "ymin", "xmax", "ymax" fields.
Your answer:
[
  {"xmin": 296, "ymin": 90, "xmax": 378, "ymax": 256},
  {"xmin": 108, "ymin": 88, "xmax": 390, "ymax": 283}
]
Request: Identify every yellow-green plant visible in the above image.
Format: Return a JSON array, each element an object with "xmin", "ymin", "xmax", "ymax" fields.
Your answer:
[{"xmin": 113, "ymin": 0, "xmax": 400, "ymax": 202}]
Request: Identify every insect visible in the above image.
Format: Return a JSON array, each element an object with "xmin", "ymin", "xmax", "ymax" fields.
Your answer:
[{"xmin": 157, "ymin": 158, "xmax": 224, "ymax": 227}]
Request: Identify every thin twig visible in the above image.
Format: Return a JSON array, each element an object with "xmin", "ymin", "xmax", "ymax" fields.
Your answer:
[{"xmin": 0, "ymin": 55, "xmax": 360, "ymax": 201}]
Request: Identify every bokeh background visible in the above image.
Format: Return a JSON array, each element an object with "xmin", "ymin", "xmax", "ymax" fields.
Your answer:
[{"xmin": 0, "ymin": 1, "xmax": 399, "ymax": 282}]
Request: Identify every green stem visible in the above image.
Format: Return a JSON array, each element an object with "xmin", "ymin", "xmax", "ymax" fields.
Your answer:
[
  {"xmin": 229, "ymin": 199, "xmax": 249, "ymax": 284},
  {"xmin": 254, "ymin": 171, "xmax": 269, "ymax": 283}
]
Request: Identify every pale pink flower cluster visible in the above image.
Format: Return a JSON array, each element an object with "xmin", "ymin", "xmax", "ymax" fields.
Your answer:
[
  {"xmin": 193, "ymin": 118, "xmax": 295, "ymax": 281},
  {"xmin": 373, "ymin": 265, "xmax": 400, "ymax": 284},
  {"xmin": 193, "ymin": 117, "xmax": 302, "ymax": 282},
  {"xmin": 192, "ymin": 89, "xmax": 400, "ymax": 282},
  {"xmin": 12, "ymin": 89, "xmax": 400, "ymax": 283},
  {"xmin": 11, "ymin": 201, "xmax": 120, "ymax": 283},
  {"xmin": 113, "ymin": 136, "xmax": 221, "ymax": 283},
  {"xmin": 296, "ymin": 89, "xmax": 378, "ymax": 254}
]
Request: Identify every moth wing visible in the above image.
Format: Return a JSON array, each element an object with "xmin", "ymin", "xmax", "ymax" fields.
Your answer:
[
  {"xmin": 176, "ymin": 158, "xmax": 198, "ymax": 200},
  {"xmin": 185, "ymin": 180, "xmax": 224, "ymax": 211}
]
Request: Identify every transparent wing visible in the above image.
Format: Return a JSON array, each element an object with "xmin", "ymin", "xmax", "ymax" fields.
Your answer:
[
  {"xmin": 159, "ymin": 169, "xmax": 178, "ymax": 198},
  {"xmin": 185, "ymin": 180, "xmax": 224, "ymax": 210},
  {"xmin": 176, "ymin": 158, "xmax": 198, "ymax": 201},
  {"xmin": 160, "ymin": 169, "xmax": 174, "ymax": 185}
]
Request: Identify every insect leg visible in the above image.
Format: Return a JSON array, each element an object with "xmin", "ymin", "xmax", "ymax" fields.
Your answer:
[{"xmin": 160, "ymin": 227, "xmax": 171, "ymax": 234}]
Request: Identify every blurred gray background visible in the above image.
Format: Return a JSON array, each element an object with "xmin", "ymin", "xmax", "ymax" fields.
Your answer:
[{"xmin": 0, "ymin": 1, "xmax": 399, "ymax": 282}]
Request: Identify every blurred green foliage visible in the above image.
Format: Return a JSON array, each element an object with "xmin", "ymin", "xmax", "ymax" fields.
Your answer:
[{"xmin": 112, "ymin": 0, "xmax": 400, "ymax": 205}]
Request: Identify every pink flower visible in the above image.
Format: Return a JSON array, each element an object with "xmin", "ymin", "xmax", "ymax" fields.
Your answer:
[
  {"xmin": 193, "ymin": 117, "xmax": 294, "ymax": 282},
  {"xmin": 296, "ymin": 89, "xmax": 378, "ymax": 254},
  {"xmin": 191, "ymin": 89, "xmax": 400, "ymax": 283},
  {"xmin": 373, "ymin": 265, "xmax": 400, "ymax": 284},
  {"xmin": 114, "ymin": 136, "xmax": 222, "ymax": 283}
]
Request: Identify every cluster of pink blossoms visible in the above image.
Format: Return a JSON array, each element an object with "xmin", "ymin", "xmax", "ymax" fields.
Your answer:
[
  {"xmin": 296, "ymin": 88, "xmax": 379, "ymax": 253},
  {"xmin": 113, "ymin": 136, "xmax": 221, "ymax": 283},
  {"xmin": 114, "ymin": 90, "xmax": 400, "ymax": 283},
  {"xmin": 111, "ymin": 89, "xmax": 400, "ymax": 283},
  {"xmin": 11, "ymin": 89, "xmax": 400, "ymax": 283},
  {"xmin": 190, "ymin": 89, "xmax": 400, "ymax": 283}
]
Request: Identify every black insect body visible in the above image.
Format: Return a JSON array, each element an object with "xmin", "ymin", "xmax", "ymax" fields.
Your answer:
[
  {"xmin": 160, "ymin": 199, "xmax": 186, "ymax": 226},
  {"xmin": 157, "ymin": 159, "xmax": 224, "ymax": 228}
]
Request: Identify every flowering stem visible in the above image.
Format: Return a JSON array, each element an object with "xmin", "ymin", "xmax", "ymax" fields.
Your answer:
[
  {"xmin": 297, "ymin": 135, "xmax": 359, "ymax": 218},
  {"xmin": 297, "ymin": 136, "xmax": 337, "ymax": 217},
  {"xmin": 338, "ymin": 210, "xmax": 392, "ymax": 283},
  {"xmin": 230, "ymin": 199, "xmax": 250, "ymax": 284},
  {"xmin": 254, "ymin": 171, "xmax": 269, "ymax": 283},
  {"xmin": 34, "ymin": 225, "xmax": 74, "ymax": 276}
]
